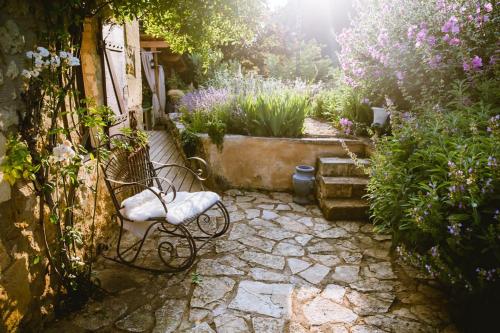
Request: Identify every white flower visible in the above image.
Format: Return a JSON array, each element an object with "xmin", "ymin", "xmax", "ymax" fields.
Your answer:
[
  {"xmin": 34, "ymin": 57, "xmax": 44, "ymax": 68},
  {"xmin": 51, "ymin": 140, "xmax": 76, "ymax": 163},
  {"xmin": 50, "ymin": 55, "xmax": 61, "ymax": 67},
  {"xmin": 59, "ymin": 51, "xmax": 68, "ymax": 59},
  {"xmin": 30, "ymin": 69, "xmax": 40, "ymax": 77},
  {"xmin": 26, "ymin": 51, "xmax": 35, "ymax": 59},
  {"xmin": 37, "ymin": 46, "xmax": 50, "ymax": 57},
  {"xmin": 68, "ymin": 56, "xmax": 80, "ymax": 67},
  {"xmin": 21, "ymin": 69, "xmax": 31, "ymax": 79}
]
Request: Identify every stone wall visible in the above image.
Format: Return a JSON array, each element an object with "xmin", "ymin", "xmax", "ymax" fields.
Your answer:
[
  {"xmin": 0, "ymin": 3, "xmax": 45, "ymax": 330},
  {"xmin": 0, "ymin": 3, "xmax": 142, "ymax": 332}
]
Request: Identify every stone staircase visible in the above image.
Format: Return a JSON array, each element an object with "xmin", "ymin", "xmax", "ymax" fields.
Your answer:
[{"xmin": 316, "ymin": 156, "xmax": 370, "ymax": 221}]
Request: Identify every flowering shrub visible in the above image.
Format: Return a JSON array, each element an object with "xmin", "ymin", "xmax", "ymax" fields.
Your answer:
[
  {"xmin": 367, "ymin": 80, "xmax": 499, "ymax": 299},
  {"xmin": 1, "ymin": 46, "xmax": 120, "ymax": 297},
  {"xmin": 338, "ymin": 0, "xmax": 498, "ymax": 108},
  {"xmin": 178, "ymin": 87, "xmax": 230, "ymax": 113},
  {"xmin": 339, "ymin": 118, "xmax": 353, "ymax": 135},
  {"xmin": 179, "ymin": 71, "xmax": 318, "ymax": 145}
]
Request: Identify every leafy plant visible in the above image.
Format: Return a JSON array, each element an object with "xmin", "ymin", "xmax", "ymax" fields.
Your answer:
[
  {"xmin": 243, "ymin": 93, "xmax": 309, "ymax": 137},
  {"xmin": 191, "ymin": 272, "xmax": 203, "ymax": 285},
  {"xmin": 367, "ymin": 85, "xmax": 500, "ymax": 297},
  {"xmin": 181, "ymin": 129, "xmax": 201, "ymax": 158},
  {"xmin": 1, "ymin": 136, "xmax": 39, "ymax": 185}
]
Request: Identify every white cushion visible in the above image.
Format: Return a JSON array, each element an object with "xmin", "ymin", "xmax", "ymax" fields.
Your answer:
[{"xmin": 120, "ymin": 188, "xmax": 220, "ymax": 226}]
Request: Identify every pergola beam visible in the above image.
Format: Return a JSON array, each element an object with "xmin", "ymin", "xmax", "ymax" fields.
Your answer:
[{"xmin": 140, "ymin": 40, "xmax": 170, "ymax": 48}]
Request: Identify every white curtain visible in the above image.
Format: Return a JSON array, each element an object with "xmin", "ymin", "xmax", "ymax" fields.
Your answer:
[
  {"xmin": 158, "ymin": 65, "xmax": 166, "ymax": 112},
  {"xmin": 140, "ymin": 49, "xmax": 161, "ymax": 117}
]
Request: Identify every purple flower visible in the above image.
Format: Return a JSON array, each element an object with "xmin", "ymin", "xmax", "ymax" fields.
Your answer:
[
  {"xmin": 407, "ymin": 25, "xmax": 417, "ymax": 39},
  {"xmin": 442, "ymin": 16, "xmax": 460, "ymax": 34},
  {"xmin": 415, "ymin": 28, "xmax": 428, "ymax": 47},
  {"xmin": 378, "ymin": 30, "xmax": 389, "ymax": 46},
  {"xmin": 485, "ymin": 3, "xmax": 493, "ymax": 13},
  {"xmin": 427, "ymin": 35, "xmax": 437, "ymax": 46},
  {"xmin": 471, "ymin": 55, "xmax": 483, "ymax": 70},
  {"xmin": 447, "ymin": 223, "xmax": 462, "ymax": 236},
  {"xmin": 443, "ymin": 34, "xmax": 451, "ymax": 42},
  {"xmin": 396, "ymin": 71, "xmax": 404, "ymax": 81},
  {"xmin": 429, "ymin": 54, "xmax": 443, "ymax": 68},
  {"xmin": 179, "ymin": 87, "xmax": 230, "ymax": 113},
  {"xmin": 463, "ymin": 61, "xmax": 471, "ymax": 71},
  {"xmin": 339, "ymin": 118, "xmax": 353, "ymax": 135}
]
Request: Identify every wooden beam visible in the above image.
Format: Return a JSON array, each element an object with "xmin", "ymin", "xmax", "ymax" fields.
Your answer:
[{"xmin": 140, "ymin": 40, "xmax": 169, "ymax": 48}]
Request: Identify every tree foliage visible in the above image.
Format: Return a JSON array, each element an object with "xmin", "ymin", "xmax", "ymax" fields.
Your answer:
[{"xmin": 113, "ymin": 0, "xmax": 264, "ymax": 65}]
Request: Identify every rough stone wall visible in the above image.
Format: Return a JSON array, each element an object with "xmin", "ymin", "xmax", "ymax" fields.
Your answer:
[
  {"xmin": 0, "ymin": 4, "xmax": 141, "ymax": 332},
  {"xmin": 0, "ymin": 3, "xmax": 50, "ymax": 331}
]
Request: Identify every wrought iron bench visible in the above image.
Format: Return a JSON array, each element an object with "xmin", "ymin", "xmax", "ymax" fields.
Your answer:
[{"xmin": 100, "ymin": 134, "xmax": 230, "ymax": 273}]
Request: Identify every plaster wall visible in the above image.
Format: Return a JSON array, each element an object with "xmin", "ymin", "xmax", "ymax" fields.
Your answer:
[{"xmin": 200, "ymin": 135, "xmax": 368, "ymax": 191}]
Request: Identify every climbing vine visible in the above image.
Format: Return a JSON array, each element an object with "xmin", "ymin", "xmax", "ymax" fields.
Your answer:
[{"xmin": 0, "ymin": 45, "xmax": 118, "ymax": 300}]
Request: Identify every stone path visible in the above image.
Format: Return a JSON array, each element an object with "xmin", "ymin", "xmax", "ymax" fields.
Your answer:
[{"xmin": 46, "ymin": 190, "xmax": 457, "ymax": 333}]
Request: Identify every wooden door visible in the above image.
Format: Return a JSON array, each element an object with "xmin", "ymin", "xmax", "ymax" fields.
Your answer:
[{"xmin": 102, "ymin": 24, "xmax": 128, "ymax": 136}]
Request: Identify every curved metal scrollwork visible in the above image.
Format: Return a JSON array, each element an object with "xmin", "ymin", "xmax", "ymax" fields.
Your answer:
[
  {"xmin": 187, "ymin": 157, "xmax": 209, "ymax": 181},
  {"xmin": 157, "ymin": 224, "xmax": 196, "ymax": 271}
]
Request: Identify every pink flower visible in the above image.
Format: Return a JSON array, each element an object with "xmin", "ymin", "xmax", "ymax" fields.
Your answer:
[
  {"xmin": 484, "ymin": 3, "xmax": 493, "ymax": 13},
  {"xmin": 448, "ymin": 38, "xmax": 461, "ymax": 46},
  {"xmin": 339, "ymin": 118, "xmax": 353, "ymax": 135}
]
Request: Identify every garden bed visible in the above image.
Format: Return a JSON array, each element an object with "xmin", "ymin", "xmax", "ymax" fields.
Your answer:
[{"xmin": 167, "ymin": 113, "xmax": 368, "ymax": 191}]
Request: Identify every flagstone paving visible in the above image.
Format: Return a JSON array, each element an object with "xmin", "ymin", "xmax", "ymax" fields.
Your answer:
[{"xmin": 46, "ymin": 190, "xmax": 457, "ymax": 333}]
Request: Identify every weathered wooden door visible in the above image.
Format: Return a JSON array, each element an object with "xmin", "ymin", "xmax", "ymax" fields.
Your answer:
[{"xmin": 102, "ymin": 24, "xmax": 128, "ymax": 136}]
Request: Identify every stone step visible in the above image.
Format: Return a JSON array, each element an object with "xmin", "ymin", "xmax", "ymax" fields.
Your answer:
[
  {"xmin": 317, "ymin": 176, "xmax": 368, "ymax": 199},
  {"xmin": 318, "ymin": 157, "xmax": 370, "ymax": 177},
  {"xmin": 320, "ymin": 198, "xmax": 370, "ymax": 221}
]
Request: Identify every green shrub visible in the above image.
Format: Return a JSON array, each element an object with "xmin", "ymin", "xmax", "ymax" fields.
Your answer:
[
  {"xmin": 367, "ymin": 85, "xmax": 500, "ymax": 298},
  {"xmin": 242, "ymin": 93, "xmax": 309, "ymax": 137},
  {"xmin": 310, "ymin": 89, "xmax": 341, "ymax": 120},
  {"xmin": 341, "ymin": 89, "xmax": 373, "ymax": 135},
  {"xmin": 180, "ymin": 129, "xmax": 200, "ymax": 158},
  {"xmin": 264, "ymin": 39, "xmax": 334, "ymax": 83}
]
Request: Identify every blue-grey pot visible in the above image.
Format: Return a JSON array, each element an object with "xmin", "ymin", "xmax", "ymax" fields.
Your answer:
[{"xmin": 292, "ymin": 165, "xmax": 315, "ymax": 205}]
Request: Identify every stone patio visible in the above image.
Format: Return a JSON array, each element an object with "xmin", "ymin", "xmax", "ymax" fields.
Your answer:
[{"xmin": 46, "ymin": 190, "xmax": 457, "ymax": 333}]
